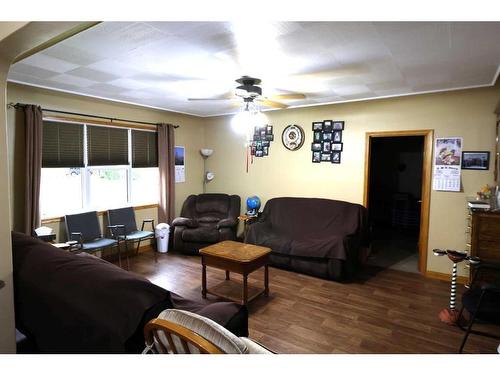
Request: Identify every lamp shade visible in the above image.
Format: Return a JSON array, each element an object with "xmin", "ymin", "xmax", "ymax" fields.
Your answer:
[{"xmin": 200, "ymin": 148, "xmax": 214, "ymax": 157}]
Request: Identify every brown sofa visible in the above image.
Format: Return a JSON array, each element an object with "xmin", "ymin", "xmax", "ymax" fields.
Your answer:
[
  {"xmin": 245, "ymin": 197, "xmax": 369, "ymax": 281},
  {"xmin": 172, "ymin": 193, "xmax": 240, "ymax": 255},
  {"xmin": 11, "ymin": 232, "xmax": 248, "ymax": 353}
]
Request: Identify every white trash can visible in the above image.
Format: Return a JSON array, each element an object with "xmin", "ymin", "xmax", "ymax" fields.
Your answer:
[{"xmin": 155, "ymin": 223, "xmax": 170, "ymax": 253}]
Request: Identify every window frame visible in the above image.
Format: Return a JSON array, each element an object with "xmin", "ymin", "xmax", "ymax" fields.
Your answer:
[{"xmin": 40, "ymin": 118, "xmax": 159, "ymax": 221}]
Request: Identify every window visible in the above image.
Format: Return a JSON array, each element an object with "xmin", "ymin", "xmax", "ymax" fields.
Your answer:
[{"xmin": 40, "ymin": 120, "xmax": 159, "ymax": 219}]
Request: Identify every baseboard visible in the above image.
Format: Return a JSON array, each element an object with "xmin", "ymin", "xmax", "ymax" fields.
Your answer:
[{"xmin": 425, "ymin": 270, "xmax": 469, "ymax": 285}]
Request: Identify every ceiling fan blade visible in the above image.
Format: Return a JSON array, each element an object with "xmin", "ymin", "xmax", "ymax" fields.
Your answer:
[
  {"xmin": 269, "ymin": 93, "xmax": 306, "ymax": 100},
  {"xmin": 257, "ymin": 99, "xmax": 288, "ymax": 109},
  {"xmin": 188, "ymin": 97, "xmax": 236, "ymax": 101}
]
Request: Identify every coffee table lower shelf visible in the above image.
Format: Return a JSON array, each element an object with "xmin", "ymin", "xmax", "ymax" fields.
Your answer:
[{"xmin": 205, "ymin": 279, "xmax": 267, "ymax": 305}]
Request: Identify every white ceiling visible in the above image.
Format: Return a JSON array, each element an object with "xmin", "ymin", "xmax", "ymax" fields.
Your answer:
[{"xmin": 8, "ymin": 21, "xmax": 500, "ymax": 117}]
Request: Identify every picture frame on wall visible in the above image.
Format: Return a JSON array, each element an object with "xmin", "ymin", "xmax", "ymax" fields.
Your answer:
[
  {"xmin": 332, "ymin": 142, "xmax": 343, "ymax": 151},
  {"xmin": 263, "ymin": 146, "xmax": 269, "ymax": 156},
  {"xmin": 332, "ymin": 151, "xmax": 341, "ymax": 164},
  {"xmin": 255, "ymin": 150, "xmax": 263, "ymax": 157},
  {"xmin": 312, "ymin": 122, "xmax": 323, "ymax": 131},
  {"xmin": 333, "ymin": 131, "xmax": 342, "ymax": 142},
  {"xmin": 321, "ymin": 153, "xmax": 332, "ymax": 162},
  {"xmin": 265, "ymin": 134, "xmax": 274, "ymax": 141},
  {"xmin": 461, "ymin": 151, "xmax": 490, "ymax": 170},
  {"xmin": 312, "ymin": 151, "xmax": 321, "ymax": 163},
  {"xmin": 333, "ymin": 121, "xmax": 345, "ymax": 130},
  {"xmin": 311, "ymin": 143, "xmax": 322, "ymax": 152},
  {"xmin": 322, "ymin": 142, "xmax": 331, "ymax": 153},
  {"xmin": 313, "ymin": 132, "xmax": 321, "ymax": 142},
  {"xmin": 266, "ymin": 125, "xmax": 273, "ymax": 134},
  {"xmin": 322, "ymin": 132, "xmax": 332, "ymax": 141},
  {"xmin": 323, "ymin": 120, "xmax": 333, "ymax": 133}
]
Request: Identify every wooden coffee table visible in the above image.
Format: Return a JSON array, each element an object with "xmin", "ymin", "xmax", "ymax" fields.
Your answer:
[{"xmin": 199, "ymin": 240, "xmax": 271, "ymax": 305}]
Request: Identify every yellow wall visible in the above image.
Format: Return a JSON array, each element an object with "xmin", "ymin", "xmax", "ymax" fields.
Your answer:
[
  {"xmin": 204, "ymin": 86, "xmax": 500, "ymax": 276},
  {"xmin": 6, "ymin": 82, "xmax": 206, "ymax": 240}
]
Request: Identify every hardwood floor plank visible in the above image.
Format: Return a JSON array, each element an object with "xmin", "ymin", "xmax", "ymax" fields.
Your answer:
[{"xmin": 125, "ymin": 251, "xmax": 500, "ymax": 354}]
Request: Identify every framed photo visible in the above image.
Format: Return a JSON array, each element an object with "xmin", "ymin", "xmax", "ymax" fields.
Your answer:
[
  {"xmin": 461, "ymin": 151, "xmax": 490, "ymax": 170},
  {"xmin": 265, "ymin": 134, "xmax": 274, "ymax": 141},
  {"xmin": 333, "ymin": 121, "xmax": 345, "ymax": 130},
  {"xmin": 263, "ymin": 146, "xmax": 269, "ymax": 156},
  {"xmin": 313, "ymin": 131, "xmax": 321, "ymax": 142},
  {"xmin": 332, "ymin": 142, "xmax": 343, "ymax": 151},
  {"xmin": 312, "ymin": 122, "xmax": 323, "ymax": 131},
  {"xmin": 253, "ymin": 134, "xmax": 260, "ymax": 141},
  {"xmin": 266, "ymin": 125, "xmax": 273, "ymax": 134},
  {"xmin": 322, "ymin": 142, "xmax": 331, "ymax": 153},
  {"xmin": 262, "ymin": 140, "xmax": 270, "ymax": 147},
  {"xmin": 250, "ymin": 146, "xmax": 256, "ymax": 156},
  {"xmin": 322, "ymin": 132, "xmax": 332, "ymax": 141},
  {"xmin": 321, "ymin": 153, "xmax": 332, "ymax": 162},
  {"xmin": 260, "ymin": 129, "xmax": 266, "ymax": 138},
  {"xmin": 331, "ymin": 151, "xmax": 341, "ymax": 164},
  {"xmin": 323, "ymin": 120, "xmax": 333, "ymax": 133},
  {"xmin": 256, "ymin": 141, "xmax": 262, "ymax": 149},
  {"xmin": 312, "ymin": 151, "xmax": 321, "ymax": 163},
  {"xmin": 333, "ymin": 131, "xmax": 342, "ymax": 143},
  {"xmin": 311, "ymin": 143, "xmax": 322, "ymax": 152},
  {"xmin": 255, "ymin": 150, "xmax": 263, "ymax": 157}
]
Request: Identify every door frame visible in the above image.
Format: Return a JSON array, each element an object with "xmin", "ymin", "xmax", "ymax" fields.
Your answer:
[{"xmin": 363, "ymin": 129, "xmax": 434, "ymax": 274}]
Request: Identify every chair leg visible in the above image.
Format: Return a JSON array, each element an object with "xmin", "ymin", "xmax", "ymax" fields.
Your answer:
[
  {"xmin": 125, "ymin": 241, "xmax": 130, "ymax": 270},
  {"xmin": 458, "ymin": 312, "xmax": 475, "ymax": 353},
  {"xmin": 458, "ymin": 291, "xmax": 485, "ymax": 353},
  {"xmin": 117, "ymin": 240, "xmax": 122, "ymax": 268},
  {"xmin": 136, "ymin": 239, "xmax": 141, "ymax": 256}
]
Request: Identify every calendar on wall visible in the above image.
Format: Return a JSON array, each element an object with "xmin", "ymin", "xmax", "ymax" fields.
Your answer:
[{"xmin": 432, "ymin": 137, "xmax": 462, "ymax": 192}]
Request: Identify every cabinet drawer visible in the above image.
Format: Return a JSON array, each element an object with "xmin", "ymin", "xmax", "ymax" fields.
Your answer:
[{"xmin": 476, "ymin": 240, "xmax": 500, "ymax": 262}]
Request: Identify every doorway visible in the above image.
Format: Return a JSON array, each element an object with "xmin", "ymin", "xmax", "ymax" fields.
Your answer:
[{"xmin": 364, "ymin": 130, "xmax": 433, "ymax": 274}]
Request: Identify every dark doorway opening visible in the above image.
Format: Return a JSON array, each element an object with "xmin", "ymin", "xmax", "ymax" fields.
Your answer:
[{"xmin": 367, "ymin": 136, "xmax": 425, "ymax": 273}]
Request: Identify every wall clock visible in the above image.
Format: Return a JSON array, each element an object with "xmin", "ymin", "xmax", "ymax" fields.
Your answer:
[{"xmin": 281, "ymin": 124, "xmax": 305, "ymax": 151}]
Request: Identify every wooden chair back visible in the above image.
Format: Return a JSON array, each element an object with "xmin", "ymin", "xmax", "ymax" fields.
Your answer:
[{"xmin": 144, "ymin": 318, "xmax": 224, "ymax": 354}]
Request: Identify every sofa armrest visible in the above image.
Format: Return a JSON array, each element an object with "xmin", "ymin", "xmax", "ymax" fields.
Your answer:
[
  {"xmin": 245, "ymin": 221, "xmax": 272, "ymax": 244},
  {"xmin": 217, "ymin": 218, "xmax": 237, "ymax": 229},
  {"xmin": 172, "ymin": 217, "xmax": 198, "ymax": 228}
]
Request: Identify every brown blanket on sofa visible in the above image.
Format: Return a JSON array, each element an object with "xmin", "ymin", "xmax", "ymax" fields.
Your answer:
[
  {"xmin": 12, "ymin": 232, "xmax": 175, "ymax": 353},
  {"xmin": 246, "ymin": 197, "xmax": 369, "ymax": 261}
]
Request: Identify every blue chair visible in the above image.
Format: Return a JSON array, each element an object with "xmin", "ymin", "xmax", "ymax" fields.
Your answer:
[
  {"xmin": 107, "ymin": 207, "xmax": 156, "ymax": 265},
  {"xmin": 65, "ymin": 211, "xmax": 122, "ymax": 266}
]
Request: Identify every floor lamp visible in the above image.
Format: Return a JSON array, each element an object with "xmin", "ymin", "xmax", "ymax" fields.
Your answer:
[{"xmin": 200, "ymin": 148, "xmax": 214, "ymax": 193}]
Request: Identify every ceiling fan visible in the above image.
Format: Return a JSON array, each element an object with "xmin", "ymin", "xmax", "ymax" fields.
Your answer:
[{"xmin": 187, "ymin": 76, "xmax": 306, "ymax": 109}]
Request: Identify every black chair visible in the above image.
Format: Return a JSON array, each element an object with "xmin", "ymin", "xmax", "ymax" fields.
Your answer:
[
  {"xmin": 457, "ymin": 260, "xmax": 500, "ymax": 353},
  {"xmin": 65, "ymin": 211, "xmax": 122, "ymax": 264},
  {"xmin": 107, "ymin": 207, "xmax": 156, "ymax": 266}
]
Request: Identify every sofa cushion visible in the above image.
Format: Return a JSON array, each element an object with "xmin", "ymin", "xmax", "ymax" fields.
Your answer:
[{"xmin": 182, "ymin": 227, "xmax": 219, "ymax": 243}]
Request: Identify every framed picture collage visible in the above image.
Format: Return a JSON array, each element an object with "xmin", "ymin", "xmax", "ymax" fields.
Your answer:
[
  {"xmin": 250, "ymin": 125, "xmax": 274, "ymax": 157},
  {"xmin": 311, "ymin": 120, "xmax": 344, "ymax": 163}
]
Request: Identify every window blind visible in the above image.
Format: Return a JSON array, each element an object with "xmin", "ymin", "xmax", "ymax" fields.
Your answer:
[
  {"xmin": 87, "ymin": 125, "xmax": 128, "ymax": 166},
  {"xmin": 42, "ymin": 121, "xmax": 84, "ymax": 167},
  {"xmin": 132, "ymin": 130, "xmax": 158, "ymax": 168}
]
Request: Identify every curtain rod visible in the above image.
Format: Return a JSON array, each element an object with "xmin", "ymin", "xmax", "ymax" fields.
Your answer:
[{"xmin": 7, "ymin": 102, "xmax": 179, "ymax": 128}]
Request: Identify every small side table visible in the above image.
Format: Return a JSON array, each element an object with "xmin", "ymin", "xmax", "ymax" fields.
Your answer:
[{"xmin": 238, "ymin": 214, "xmax": 260, "ymax": 241}]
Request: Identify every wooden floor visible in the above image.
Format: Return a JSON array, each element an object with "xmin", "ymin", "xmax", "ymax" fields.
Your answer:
[{"xmin": 126, "ymin": 250, "xmax": 500, "ymax": 354}]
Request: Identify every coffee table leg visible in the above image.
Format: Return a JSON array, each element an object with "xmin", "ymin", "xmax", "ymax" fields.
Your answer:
[
  {"xmin": 202, "ymin": 264, "xmax": 207, "ymax": 299},
  {"xmin": 225, "ymin": 270, "xmax": 230, "ymax": 280},
  {"xmin": 243, "ymin": 274, "xmax": 248, "ymax": 305},
  {"xmin": 264, "ymin": 264, "xmax": 269, "ymax": 297}
]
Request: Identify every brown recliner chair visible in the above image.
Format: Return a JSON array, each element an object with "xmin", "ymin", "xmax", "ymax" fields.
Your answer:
[{"xmin": 172, "ymin": 194, "xmax": 241, "ymax": 255}]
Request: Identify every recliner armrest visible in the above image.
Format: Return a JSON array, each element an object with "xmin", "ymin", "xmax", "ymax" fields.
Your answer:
[
  {"xmin": 172, "ymin": 217, "xmax": 198, "ymax": 228},
  {"xmin": 217, "ymin": 218, "xmax": 237, "ymax": 229}
]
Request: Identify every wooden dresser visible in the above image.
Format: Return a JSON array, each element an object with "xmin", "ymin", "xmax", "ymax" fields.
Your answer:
[{"xmin": 467, "ymin": 209, "xmax": 500, "ymax": 280}]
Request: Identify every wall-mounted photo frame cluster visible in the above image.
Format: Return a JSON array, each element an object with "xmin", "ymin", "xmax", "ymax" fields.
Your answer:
[
  {"xmin": 311, "ymin": 120, "xmax": 344, "ymax": 163},
  {"xmin": 250, "ymin": 125, "xmax": 274, "ymax": 157}
]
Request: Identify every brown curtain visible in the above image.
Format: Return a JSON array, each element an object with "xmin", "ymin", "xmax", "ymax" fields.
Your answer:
[
  {"xmin": 24, "ymin": 105, "xmax": 43, "ymax": 235},
  {"xmin": 158, "ymin": 123, "xmax": 175, "ymax": 224}
]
